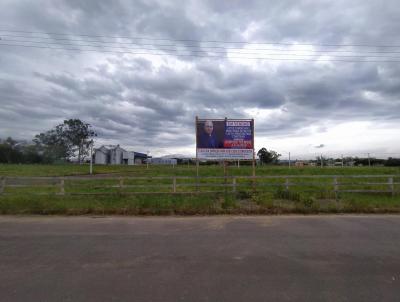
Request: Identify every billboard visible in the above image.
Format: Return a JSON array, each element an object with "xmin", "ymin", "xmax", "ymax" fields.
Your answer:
[{"xmin": 196, "ymin": 118, "xmax": 254, "ymax": 160}]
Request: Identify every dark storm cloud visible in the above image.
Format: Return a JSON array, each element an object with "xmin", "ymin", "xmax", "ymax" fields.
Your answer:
[{"xmin": 1, "ymin": 0, "xmax": 400, "ymax": 153}]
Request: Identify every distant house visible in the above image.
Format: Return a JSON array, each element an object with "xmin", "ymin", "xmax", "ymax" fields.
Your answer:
[{"xmin": 94, "ymin": 145, "xmax": 145, "ymax": 165}]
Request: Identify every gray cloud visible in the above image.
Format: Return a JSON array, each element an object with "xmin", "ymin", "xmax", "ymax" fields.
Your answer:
[{"xmin": 1, "ymin": 0, "xmax": 400, "ymax": 154}]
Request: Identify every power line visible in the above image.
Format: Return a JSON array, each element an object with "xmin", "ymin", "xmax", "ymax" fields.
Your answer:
[
  {"xmin": 2, "ymin": 34, "xmax": 400, "ymax": 54},
  {"xmin": 1, "ymin": 43, "xmax": 400, "ymax": 62},
  {"xmin": 1, "ymin": 29, "xmax": 400, "ymax": 48},
  {"xmin": 3, "ymin": 38, "xmax": 400, "ymax": 59}
]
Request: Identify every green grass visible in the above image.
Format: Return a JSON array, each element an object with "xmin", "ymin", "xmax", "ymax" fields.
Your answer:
[
  {"xmin": 1, "ymin": 163, "xmax": 399, "ymax": 177},
  {"xmin": 0, "ymin": 194, "xmax": 219, "ymax": 215},
  {"xmin": 0, "ymin": 163, "xmax": 400, "ymax": 215},
  {"xmin": 3, "ymin": 191, "xmax": 399, "ymax": 215}
]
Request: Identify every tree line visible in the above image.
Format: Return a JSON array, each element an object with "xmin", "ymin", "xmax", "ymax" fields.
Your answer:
[
  {"xmin": 313, "ymin": 155, "xmax": 400, "ymax": 167},
  {"xmin": 0, "ymin": 119, "xmax": 96, "ymax": 164},
  {"xmin": 256, "ymin": 149, "xmax": 400, "ymax": 166},
  {"xmin": 1, "ymin": 122, "xmax": 399, "ymax": 166}
]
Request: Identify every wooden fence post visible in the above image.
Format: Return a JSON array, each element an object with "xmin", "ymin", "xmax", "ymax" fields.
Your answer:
[
  {"xmin": 0, "ymin": 177, "xmax": 5, "ymax": 195},
  {"xmin": 388, "ymin": 177, "xmax": 394, "ymax": 196},
  {"xmin": 119, "ymin": 177, "xmax": 124, "ymax": 194},
  {"xmin": 60, "ymin": 178, "xmax": 65, "ymax": 195},
  {"xmin": 223, "ymin": 161, "xmax": 228, "ymax": 196},
  {"xmin": 173, "ymin": 177, "xmax": 177, "ymax": 193},
  {"xmin": 285, "ymin": 177, "xmax": 289, "ymax": 193},
  {"xmin": 333, "ymin": 177, "xmax": 338, "ymax": 200}
]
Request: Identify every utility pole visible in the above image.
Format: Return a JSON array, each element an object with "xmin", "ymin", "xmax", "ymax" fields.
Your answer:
[{"xmin": 89, "ymin": 142, "xmax": 93, "ymax": 175}]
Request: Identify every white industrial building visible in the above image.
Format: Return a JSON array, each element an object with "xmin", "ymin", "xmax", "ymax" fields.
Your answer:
[
  {"xmin": 150, "ymin": 158, "xmax": 178, "ymax": 165},
  {"xmin": 94, "ymin": 145, "xmax": 146, "ymax": 165}
]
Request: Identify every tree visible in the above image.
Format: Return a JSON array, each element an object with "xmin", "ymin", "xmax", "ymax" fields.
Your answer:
[
  {"xmin": 0, "ymin": 142, "xmax": 23, "ymax": 163},
  {"xmin": 257, "ymin": 148, "xmax": 281, "ymax": 164},
  {"xmin": 34, "ymin": 129, "xmax": 71, "ymax": 162},
  {"xmin": 57, "ymin": 119, "xmax": 96, "ymax": 163},
  {"xmin": 386, "ymin": 157, "xmax": 400, "ymax": 167},
  {"xmin": 4, "ymin": 137, "xmax": 17, "ymax": 147},
  {"xmin": 22, "ymin": 144, "xmax": 48, "ymax": 164},
  {"xmin": 34, "ymin": 119, "xmax": 96, "ymax": 163}
]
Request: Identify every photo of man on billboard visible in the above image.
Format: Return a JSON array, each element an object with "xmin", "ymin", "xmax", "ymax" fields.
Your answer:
[{"xmin": 197, "ymin": 120, "xmax": 223, "ymax": 148}]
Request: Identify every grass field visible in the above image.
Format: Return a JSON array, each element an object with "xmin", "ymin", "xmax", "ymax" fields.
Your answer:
[
  {"xmin": 1, "ymin": 163, "xmax": 400, "ymax": 215},
  {"xmin": 1, "ymin": 163, "xmax": 400, "ymax": 177}
]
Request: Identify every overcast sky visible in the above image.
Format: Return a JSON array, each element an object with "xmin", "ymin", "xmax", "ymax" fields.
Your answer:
[{"xmin": 1, "ymin": 0, "xmax": 400, "ymax": 158}]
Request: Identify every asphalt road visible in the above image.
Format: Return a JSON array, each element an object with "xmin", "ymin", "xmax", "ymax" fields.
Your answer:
[{"xmin": 1, "ymin": 215, "xmax": 400, "ymax": 302}]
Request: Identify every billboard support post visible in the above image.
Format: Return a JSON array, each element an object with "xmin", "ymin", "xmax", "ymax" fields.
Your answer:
[
  {"xmin": 252, "ymin": 150, "xmax": 256, "ymax": 192},
  {"xmin": 223, "ymin": 117, "xmax": 228, "ymax": 197},
  {"xmin": 195, "ymin": 116, "xmax": 199, "ymax": 177},
  {"xmin": 252, "ymin": 119, "xmax": 256, "ymax": 192},
  {"xmin": 89, "ymin": 141, "xmax": 93, "ymax": 175},
  {"xmin": 195, "ymin": 116, "xmax": 199, "ymax": 192}
]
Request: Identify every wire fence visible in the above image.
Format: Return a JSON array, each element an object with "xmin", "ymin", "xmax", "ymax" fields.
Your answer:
[{"xmin": 1, "ymin": 175, "xmax": 399, "ymax": 197}]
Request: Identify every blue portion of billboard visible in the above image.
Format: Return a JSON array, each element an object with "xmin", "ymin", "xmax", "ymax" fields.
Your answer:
[{"xmin": 223, "ymin": 121, "xmax": 252, "ymax": 149}]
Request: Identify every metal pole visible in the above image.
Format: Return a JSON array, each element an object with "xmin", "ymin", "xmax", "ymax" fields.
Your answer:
[
  {"xmin": 288, "ymin": 152, "xmax": 291, "ymax": 168},
  {"xmin": 368, "ymin": 153, "xmax": 371, "ymax": 167},
  {"xmin": 89, "ymin": 143, "xmax": 93, "ymax": 175},
  {"xmin": 321, "ymin": 154, "xmax": 323, "ymax": 168},
  {"xmin": 341, "ymin": 154, "xmax": 344, "ymax": 167}
]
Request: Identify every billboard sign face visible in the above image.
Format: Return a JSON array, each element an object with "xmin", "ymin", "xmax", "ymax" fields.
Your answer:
[{"xmin": 196, "ymin": 118, "xmax": 254, "ymax": 160}]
